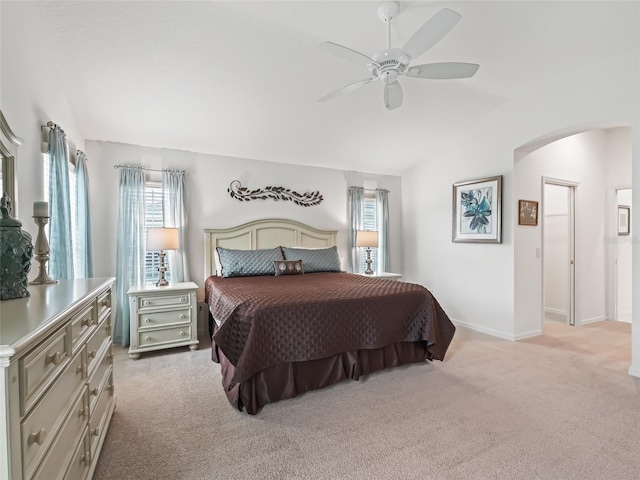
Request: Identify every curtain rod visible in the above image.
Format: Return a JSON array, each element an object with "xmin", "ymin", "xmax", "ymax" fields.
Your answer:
[
  {"xmin": 41, "ymin": 121, "xmax": 81, "ymax": 155},
  {"xmin": 113, "ymin": 164, "xmax": 189, "ymax": 175}
]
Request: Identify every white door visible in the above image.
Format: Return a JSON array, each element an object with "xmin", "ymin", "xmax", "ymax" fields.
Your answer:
[{"xmin": 543, "ymin": 180, "xmax": 576, "ymax": 326}]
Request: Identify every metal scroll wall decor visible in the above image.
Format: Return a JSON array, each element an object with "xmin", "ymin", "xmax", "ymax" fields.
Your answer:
[{"xmin": 228, "ymin": 180, "xmax": 323, "ymax": 207}]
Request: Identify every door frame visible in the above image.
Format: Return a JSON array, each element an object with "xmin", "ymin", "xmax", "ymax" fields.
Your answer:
[{"xmin": 541, "ymin": 177, "xmax": 579, "ymax": 327}]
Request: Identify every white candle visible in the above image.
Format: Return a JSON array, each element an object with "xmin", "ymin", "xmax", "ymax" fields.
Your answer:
[{"xmin": 33, "ymin": 201, "xmax": 48, "ymax": 217}]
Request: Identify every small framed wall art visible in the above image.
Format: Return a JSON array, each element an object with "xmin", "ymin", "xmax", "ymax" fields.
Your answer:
[
  {"xmin": 518, "ymin": 200, "xmax": 538, "ymax": 226},
  {"xmin": 452, "ymin": 175, "xmax": 502, "ymax": 243},
  {"xmin": 618, "ymin": 205, "xmax": 630, "ymax": 236}
]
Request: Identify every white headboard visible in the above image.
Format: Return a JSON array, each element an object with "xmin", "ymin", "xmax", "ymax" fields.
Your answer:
[{"xmin": 204, "ymin": 218, "xmax": 337, "ymax": 280}]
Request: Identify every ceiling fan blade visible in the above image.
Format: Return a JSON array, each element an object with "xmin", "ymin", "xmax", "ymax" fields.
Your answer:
[
  {"xmin": 318, "ymin": 78, "xmax": 374, "ymax": 103},
  {"xmin": 402, "ymin": 8, "xmax": 461, "ymax": 60},
  {"xmin": 319, "ymin": 41, "xmax": 378, "ymax": 67},
  {"xmin": 384, "ymin": 82, "xmax": 403, "ymax": 110},
  {"xmin": 407, "ymin": 62, "xmax": 479, "ymax": 79}
]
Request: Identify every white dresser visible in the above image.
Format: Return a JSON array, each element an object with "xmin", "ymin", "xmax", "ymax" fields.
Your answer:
[
  {"xmin": 0, "ymin": 277, "xmax": 116, "ymax": 480},
  {"xmin": 127, "ymin": 282, "xmax": 199, "ymax": 360}
]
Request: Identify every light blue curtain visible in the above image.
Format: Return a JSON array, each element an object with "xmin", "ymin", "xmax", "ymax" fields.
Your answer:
[
  {"xmin": 162, "ymin": 169, "xmax": 189, "ymax": 283},
  {"xmin": 115, "ymin": 166, "xmax": 146, "ymax": 346},
  {"xmin": 48, "ymin": 126, "xmax": 74, "ymax": 280},
  {"xmin": 347, "ymin": 186, "xmax": 365, "ymax": 273},
  {"xmin": 75, "ymin": 151, "xmax": 94, "ymax": 278},
  {"xmin": 375, "ymin": 188, "xmax": 390, "ymax": 273}
]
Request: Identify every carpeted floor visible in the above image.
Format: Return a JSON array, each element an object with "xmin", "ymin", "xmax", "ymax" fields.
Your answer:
[{"xmin": 94, "ymin": 321, "xmax": 640, "ymax": 480}]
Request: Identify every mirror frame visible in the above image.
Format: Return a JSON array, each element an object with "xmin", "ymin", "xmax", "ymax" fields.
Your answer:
[{"xmin": 0, "ymin": 110, "xmax": 23, "ymax": 216}]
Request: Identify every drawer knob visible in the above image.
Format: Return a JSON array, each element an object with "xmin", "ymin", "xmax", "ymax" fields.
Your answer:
[
  {"xmin": 109, "ymin": 383, "xmax": 115, "ymax": 395},
  {"xmin": 180, "ymin": 297, "xmax": 185, "ymax": 303},
  {"xmin": 144, "ymin": 318, "xmax": 151, "ymax": 323},
  {"xmin": 78, "ymin": 407, "xmax": 86, "ymax": 418},
  {"xmin": 101, "ymin": 300, "xmax": 110, "ymax": 308},
  {"xmin": 107, "ymin": 352, "xmax": 113, "ymax": 362},
  {"xmin": 81, "ymin": 317, "xmax": 91, "ymax": 327},
  {"xmin": 105, "ymin": 324, "xmax": 112, "ymax": 335},
  {"xmin": 80, "ymin": 452, "xmax": 91, "ymax": 464},
  {"xmin": 27, "ymin": 429, "xmax": 46, "ymax": 446},
  {"xmin": 76, "ymin": 364, "xmax": 83, "ymax": 374},
  {"xmin": 88, "ymin": 350, "xmax": 97, "ymax": 359},
  {"xmin": 92, "ymin": 427, "xmax": 101, "ymax": 437},
  {"xmin": 45, "ymin": 351, "xmax": 62, "ymax": 366},
  {"xmin": 179, "ymin": 314, "xmax": 186, "ymax": 319},
  {"xmin": 90, "ymin": 387, "xmax": 99, "ymax": 396},
  {"xmin": 145, "ymin": 336, "xmax": 151, "ymax": 341},
  {"xmin": 144, "ymin": 300, "xmax": 150, "ymax": 306},
  {"xmin": 180, "ymin": 331, "xmax": 186, "ymax": 336}
]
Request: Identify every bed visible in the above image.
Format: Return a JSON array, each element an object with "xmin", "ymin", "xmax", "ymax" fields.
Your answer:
[{"xmin": 204, "ymin": 219, "xmax": 456, "ymax": 414}]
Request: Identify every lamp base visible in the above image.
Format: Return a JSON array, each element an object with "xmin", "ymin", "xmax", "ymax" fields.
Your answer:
[
  {"xmin": 363, "ymin": 247, "xmax": 374, "ymax": 275},
  {"xmin": 155, "ymin": 250, "xmax": 169, "ymax": 287}
]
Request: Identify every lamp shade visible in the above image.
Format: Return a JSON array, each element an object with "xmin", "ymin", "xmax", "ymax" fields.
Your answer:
[
  {"xmin": 147, "ymin": 227, "xmax": 179, "ymax": 251},
  {"xmin": 356, "ymin": 230, "xmax": 379, "ymax": 248}
]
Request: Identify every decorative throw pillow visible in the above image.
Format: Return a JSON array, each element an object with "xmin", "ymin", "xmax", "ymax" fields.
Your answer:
[
  {"xmin": 281, "ymin": 246, "xmax": 341, "ymax": 273},
  {"xmin": 274, "ymin": 259, "xmax": 304, "ymax": 276},
  {"xmin": 216, "ymin": 247, "xmax": 284, "ymax": 278}
]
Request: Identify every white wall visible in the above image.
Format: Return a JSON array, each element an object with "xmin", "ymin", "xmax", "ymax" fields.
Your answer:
[
  {"xmin": 616, "ymin": 188, "xmax": 633, "ymax": 322},
  {"xmin": 86, "ymin": 141, "xmax": 403, "ymax": 299},
  {"xmin": 403, "ymin": 46, "xmax": 639, "ymax": 342}
]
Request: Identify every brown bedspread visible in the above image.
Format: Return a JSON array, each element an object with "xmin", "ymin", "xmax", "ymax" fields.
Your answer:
[{"xmin": 204, "ymin": 272, "xmax": 455, "ymax": 386}]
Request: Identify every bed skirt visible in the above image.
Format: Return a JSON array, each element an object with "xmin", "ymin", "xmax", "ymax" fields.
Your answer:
[{"xmin": 211, "ymin": 324, "xmax": 430, "ymax": 415}]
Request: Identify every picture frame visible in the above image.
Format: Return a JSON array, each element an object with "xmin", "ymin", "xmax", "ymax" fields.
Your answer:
[
  {"xmin": 452, "ymin": 175, "xmax": 502, "ymax": 243},
  {"xmin": 518, "ymin": 200, "xmax": 538, "ymax": 226},
  {"xmin": 618, "ymin": 205, "xmax": 630, "ymax": 236}
]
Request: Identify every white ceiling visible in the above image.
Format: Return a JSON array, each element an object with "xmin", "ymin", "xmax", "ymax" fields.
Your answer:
[{"xmin": 25, "ymin": 1, "xmax": 639, "ymax": 175}]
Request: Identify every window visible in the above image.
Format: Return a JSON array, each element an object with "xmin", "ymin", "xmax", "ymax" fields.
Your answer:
[
  {"xmin": 361, "ymin": 196, "xmax": 378, "ymax": 272},
  {"xmin": 144, "ymin": 182, "xmax": 171, "ymax": 285}
]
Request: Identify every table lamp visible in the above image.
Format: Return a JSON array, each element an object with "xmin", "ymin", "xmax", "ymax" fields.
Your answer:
[
  {"xmin": 147, "ymin": 227, "xmax": 179, "ymax": 286},
  {"xmin": 356, "ymin": 230, "xmax": 378, "ymax": 275}
]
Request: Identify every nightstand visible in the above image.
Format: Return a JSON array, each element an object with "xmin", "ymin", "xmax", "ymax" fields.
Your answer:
[
  {"xmin": 356, "ymin": 272, "xmax": 402, "ymax": 280},
  {"xmin": 127, "ymin": 281, "xmax": 199, "ymax": 359}
]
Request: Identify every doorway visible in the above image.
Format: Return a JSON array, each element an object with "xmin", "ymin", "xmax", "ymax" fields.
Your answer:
[{"xmin": 543, "ymin": 179, "xmax": 577, "ymax": 326}]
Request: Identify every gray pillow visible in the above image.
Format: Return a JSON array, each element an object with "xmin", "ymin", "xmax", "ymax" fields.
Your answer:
[
  {"xmin": 216, "ymin": 247, "xmax": 284, "ymax": 278},
  {"xmin": 281, "ymin": 246, "xmax": 341, "ymax": 273}
]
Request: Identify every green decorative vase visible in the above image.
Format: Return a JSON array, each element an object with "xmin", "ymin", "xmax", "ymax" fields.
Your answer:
[{"xmin": 0, "ymin": 193, "xmax": 34, "ymax": 301}]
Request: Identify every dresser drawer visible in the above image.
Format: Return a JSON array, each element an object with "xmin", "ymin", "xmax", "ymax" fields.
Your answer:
[
  {"xmin": 89, "ymin": 371, "xmax": 114, "ymax": 458},
  {"xmin": 88, "ymin": 348, "xmax": 112, "ymax": 415},
  {"xmin": 21, "ymin": 327, "xmax": 70, "ymax": 415},
  {"xmin": 21, "ymin": 349, "xmax": 85, "ymax": 479},
  {"xmin": 69, "ymin": 304, "xmax": 97, "ymax": 355},
  {"xmin": 138, "ymin": 308, "xmax": 191, "ymax": 328},
  {"xmin": 96, "ymin": 289, "xmax": 112, "ymax": 321},
  {"xmin": 31, "ymin": 389, "xmax": 89, "ymax": 480},
  {"xmin": 138, "ymin": 325, "xmax": 192, "ymax": 348},
  {"xmin": 137, "ymin": 292, "xmax": 191, "ymax": 309},
  {"xmin": 64, "ymin": 429, "xmax": 91, "ymax": 480},
  {"xmin": 86, "ymin": 320, "xmax": 111, "ymax": 376}
]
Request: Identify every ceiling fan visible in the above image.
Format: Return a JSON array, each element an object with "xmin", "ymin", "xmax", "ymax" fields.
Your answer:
[{"xmin": 318, "ymin": 2, "xmax": 479, "ymax": 110}]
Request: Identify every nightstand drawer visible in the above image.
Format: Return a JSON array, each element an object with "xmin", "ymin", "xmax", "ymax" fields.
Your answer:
[
  {"xmin": 138, "ymin": 325, "xmax": 192, "ymax": 348},
  {"xmin": 138, "ymin": 308, "xmax": 191, "ymax": 328},
  {"xmin": 21, "ymin": 327, "xmax": 70, "ymax": 414},
  {"xmin": 137, "ymin": 293, "xmax": 191, "ymax": 309},
  {"xmin": 69, "ymin": 303, "xmax": 97, "ymax": 355}
]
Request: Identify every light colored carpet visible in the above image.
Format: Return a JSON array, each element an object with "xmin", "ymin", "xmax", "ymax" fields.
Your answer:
[{"xmin": 94, "ymin": 321, "xmax": 640, "ymax": 480}]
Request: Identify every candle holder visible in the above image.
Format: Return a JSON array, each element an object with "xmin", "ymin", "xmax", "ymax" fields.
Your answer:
[{"xmin": 30, "ymin": 216, "xmax": 57, "ymax": 285}]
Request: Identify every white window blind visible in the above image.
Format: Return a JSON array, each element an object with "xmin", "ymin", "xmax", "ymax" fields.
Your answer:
[
  {"xmin": 144, "ymin": 182, "xmax": 171, "ymax": 285},
  {"xmin": 360, "ymin": 197, "xmax": 378, "ymax": 272}
]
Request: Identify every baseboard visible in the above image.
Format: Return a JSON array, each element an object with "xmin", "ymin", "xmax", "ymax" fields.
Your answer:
[
  {"xmin": 581, "ymin": 315, "xmax": 606, "ymax": 325},
  {"xmin": 628, "ymin": 366, "xmax": 640, "ymax": 378},
  {"xmin": 513, "ymin": 329, "xmax": 544, "ymax": 341}
]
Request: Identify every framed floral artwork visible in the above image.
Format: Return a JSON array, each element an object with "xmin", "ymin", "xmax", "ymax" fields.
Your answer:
[
  {"xmin": 518, "ymin": 200, "xmax": 538, "ymax": 226},
  {"xmin": 618, "ymin": 205, "xmax": 630, "ymax": 236},
  {"xmin": 452, "ymin": 175, "xmax": 502, "ymax": 243}
]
